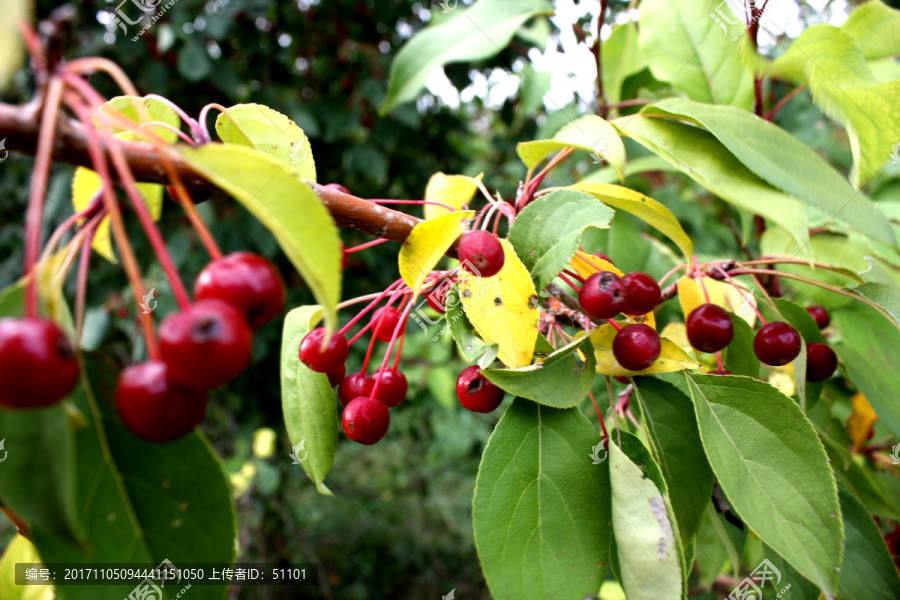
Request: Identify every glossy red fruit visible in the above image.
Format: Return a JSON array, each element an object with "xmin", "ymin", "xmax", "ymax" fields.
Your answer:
[
  {"xmin": 159, "ymin": 300, "xmax": 253, "ymax": 390},
  {"xmin": 709, "ymin": 369, "xmax": 733, "ymax": 376},
  {"xmin": 299, "ymin": 327, "xmax": 349, "ymax": 373},
  {"xmin": 324, "ymin": 183, "xmax": 351, "ymax": 195},
  {"xmin": 338, "ymin": 372, "xmax": 374, "ymax": 407},
  {"xmin": 0, "ymin": 317, "xmax": 79, "ymax": 409},
  {"xmin": 342, "ymin": 396, "xmax": 390, "ymax": 445},
  {"xmin": 686, "ymin": 304, "xmax": 734, "ymax": 353},
  {"xmin": 806, "ymin": 305, "xmax": 830, "ymax": 330},
  {"xmin": 579, "ymin": 271, "xmax": 626, "ymax": 319},
  {"xmin": 458, "ymin": 230, "xmax": 505, "ymax": 278},
  {"xmin": 753, "ymin": 321, "xmax": 802, "ymax": 366},
  {"xmin": 456, "ymin": 365, "xmax": 505, "ymax": 413},
  {"xmin": 371, "ymin": 306, "xmax": 401, "ymax": 342},
  {"xmin": 621, "ymin": 272, "xmax": 661, "ymax": 315},
  {"xmin": 613, "ymin": 324, "xmax": 662, "ymax": 371},
  {"xmin": 806, "ymin": 342, "xmax": 838, "ymax": 382},
  {"xmin": 372, "ymin": 367, "xmax": 408, "ymax": 407},
  {"xmin": 326, "ymin": 364, "xmax": 346, "ymax": 387},
  {"xmin": 194, "ymin": 252, "xmax": 286, "ymax": 329},
  {"xmin": 115, "ymin": 361, "xmax": 207, "ymax": 442}
]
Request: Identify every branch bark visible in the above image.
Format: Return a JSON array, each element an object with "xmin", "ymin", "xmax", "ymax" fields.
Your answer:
[{"xmin": 0, "ymin": 101, "xmax": 430, "ymax": 246}]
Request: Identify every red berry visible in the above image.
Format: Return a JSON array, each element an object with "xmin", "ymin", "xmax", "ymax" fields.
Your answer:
[
  {"xmin": 579, "ymin": 271, "xmax": 626, "ymax": 319},
  {"xmin": 326, "ymin": 364, "xmax": 346, "ymax": 387},
  {"xmin": 686, "ymin": 304, "xmax": 734, "ymax": 353},
  {"xmin": 342, "ymin": 396, "xmax": 390, "ymax": 445},
  {"xmin": 806, "ymin": 342, "xmax": 837, "ymax": 382},
  {"xmin": 115, "ymin": 361, "xmax": 207, "ymax": 442},
  {"xmin": 338, "ymin": 372, "xmax": 374, "ymax": 407},
  {"xmin": 0, "ymin": 317, "xmax": 79, "ymax": 409},
  {"xmin": 372, "ymin": 367, "xmax": 407, "ymax": 407},
  {"xmin": 458, "ymin": 230, "xmax": 505, "ymax": 278},
  {"xmin": 299, "ymin": 327, "xmax": 349, "ymax": 373},
  {"xmin": 806, "ymin": 305, "xmax": 830, "ymax": 330},
  {"xmin": 613, "ymin": 324, "xmax": 661, "ymax": 371},
  {"xmin": 456, "ymin": 365, "xmax": 505, "ymax": 413},
  {"xmin": 324, "ymin": 183, "xmax": 351, "ymax": 195},
  {"xmin": 621, "ymin": 272, "xmax": 661, "ymax": 315},
  {"xmin": 159, "ymin": 300, "xmax": 253, "ymax": 390},
  {"xmin": 753, "ymin": 321, "xmax": 802, "ymax": 366},
  {"xmin": 614, "ymin": 376, "xmax": 630, "ymax": 384},
  {"xmin": 194, "ymin": 252, "xmax": 286, "ymax": 329},
  {"xmin": 371, "ymin": 306, "xmax": 401, "ymax": 342},
  {"xmin": 709, "ymin": 369, "xmax": 733, "ymax": 376}
]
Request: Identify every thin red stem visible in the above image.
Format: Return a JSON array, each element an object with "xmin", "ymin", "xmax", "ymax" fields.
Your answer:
[
  {"xmin": 345, "ymin": 238, "xmax": 391, "ymax": 254},
  {"xmin": 606, "ymin": 318, "xmax": 622, "ymax": 332},
  {"xmin": 370, "ymin": 298, "xmax": 413, "ymax": 399},
  {"xmin": 588, "ymin": 390, "xmax": 609, "ymax": 439},
  {"xmin": 558, "ymin": 272, "xmax": 582, "ymax": 292},
  {"xmin": 562, "ymin": 269, "xmax": 586, "ymax": 284},
  {"xmin": 765, "ymin": 85, "xmax": 806, "ymax": 121},
  {"xmin": 339, "ymin": 279, "xmax": 403, "ymax": 336},
  {"xmin": 75, "ymin": 215, "xmax": 102, "ymax": 345}
]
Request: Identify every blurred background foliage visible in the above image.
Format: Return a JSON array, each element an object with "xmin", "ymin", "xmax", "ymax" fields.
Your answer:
[{"xmin": 0, "ymin": 0, "xmax": 889, "ymax": 598}]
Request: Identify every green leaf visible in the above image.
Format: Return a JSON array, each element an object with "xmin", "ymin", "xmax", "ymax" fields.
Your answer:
[
  {"xmin": 381, "ymin": 0, "xmax": 553, "ymax": 113},
  {"xmin": 819, "ymin": 432, "xmax": 900, "ymax": 520},
  {"xmin": 615, "ymin": 115, "xmax": 811, "ymax": 259},
  {"xmin": 647, "ymin": 99, "xmax": 896, "ymax": 247},
  {"xmin": 180, "ymin": 144, "xmax": 342, "ymax": 332},
  {"xmin": 0, "ymin": 0, "xmax": 29, "ymax": 91},
  {"xmin": 602, "ymin": 22, "xmax": 644, "ymax": 107},
  {"xmin": 632, "ymin": 377, "xmax": 714, "ymax": 543},
  {"xmin": 837, "ymin": 486, "xmax": 900, "ymax": 599},
  {"xmin": 841, "ymin": 1, "xmax": 900, "ymax": 61},
  {"xmin": 482, "ymin": 338, "xmax": 595, "ymax": 408},
  {"xmin": 767, "ymin": 24, "xmax": 900, "ymax": 186},
  {"xmin": 844, "ymin": 282, "xmax": 900, "ymax": 328},
  {"xmin": 473, "ymin": 400, "xmax": 611, "ymax": 600},
  {"xmin": 684, "ymin": 373, "xmax": 843, "ymax": 595},
  {"xmin": 215, "ymin": 103, "xmax": 316, "ymax": 182},
  {"xmin": 724, "ymin": 314, "xmax": 760, "ymax": 378},
  {"xmin": 637, "ymin": 0, "xmax": 754, "ymax": 108},
  {"xmin": 517, "ymin": 115, "xmax": 627, "ymax": 181},
  {"xmin": 608, "ymin": 436, "xmax": 683, "ymax": 600},
  {"xmin": 833, "ymin": 303, "xmax": 900, "ymax": 438},
  {"xmin": 280, "ymin": 306, "xmax": 338, "ymax": 495},
  {"xmin": 762, "ymin": 543, "xmax": 821, "ymax": 600},
  {"xmin": 508, "ymin": 189, "xmax": 614, "ymax": 291},
  {"xmin": 570, "ymin": 182, "xmax": 694, "ymax": 260}
]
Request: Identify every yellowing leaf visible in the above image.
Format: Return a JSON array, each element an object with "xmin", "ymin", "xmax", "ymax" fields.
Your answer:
[
  {"xmin": 569, "ymin": 183, "xmax": 693, "ymax": 260},
  {"xmin": 677, "ymin": 275, "xmax": 756, "ymax": 327},
  {"xmin": 591, "ymin": 324, "xmax": 700, "ymax": 376},
  {"xmin": 92, "ymin": 96, "xmax": 181, "ymax": 144},
  {"xmin": 0, "ymin": 0, "xmax": 29, "ymax": 92},
  {"xmin": 71, "ymin": 168, "xmax": 163, "ymax": 263},
  {"xmin": 569, "ymin": 251, "xmax": 656, "ymax": 328},
  {"xmin": 517, "ymin": 115, "xmax": 627, "ymax": 181},
  {"xmin": 0, "ymin": 535, "xmax": 55, "ymax": 600},
  {"xmin": 459, "ymin": 239, "xmax": 539, "ymax": 368},
  {"xmin": 847, "ymin": 392, "xmax": 878, "ymax": 451},
  {"xmin": 423, "ymin": 172, "xmax": 484, "ymax": 220},
  {"xmin": 399, "ymin": 211, "xmax": 475, "ymax": 294}
]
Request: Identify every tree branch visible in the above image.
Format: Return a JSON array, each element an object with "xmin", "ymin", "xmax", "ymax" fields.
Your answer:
[{"xmin": 0, "ymin": 101, "xmax": 430, "ymax": 246}]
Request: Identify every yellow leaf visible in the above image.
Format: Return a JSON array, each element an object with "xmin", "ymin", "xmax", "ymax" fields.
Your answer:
[
  {"xmin": 0, "ymin": 535, "xmax": 55, "ymax": 600},
  {"xmin": 569, "ymin": 251, "xmax": 656, "ymax": 328},
  {"xmin": 677, "ymin": 275, "xmax": 756, "ymax": 327},
  {"xmin": 847, "ymin": 392, "xmax": 877, "ymax": 451},
  {"xmin": 459, "ymin": 239, "xmax": 539, "ymax": 368},
  {"xmin": 71, "ymin": 168, "xmax": 164, "ymax": 263},
  {"xmin": 570, "ymin": 183, "xmax": 693, "ymax": 260},
  {"xmin": 423, "ymin": 172, "xmax": 483, "ymax": 220},
  {"xmin": 590, "ymin": 324, "xmax": 701, "ymax": 376},
  {"xmin": 399, "ymin": 210, "xmax": 475, "ymax": 294}
]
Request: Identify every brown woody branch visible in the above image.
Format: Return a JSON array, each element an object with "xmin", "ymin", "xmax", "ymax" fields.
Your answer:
[{"xmin": 0, "ymin": 101, "xmax": 428, "ymax": 247}]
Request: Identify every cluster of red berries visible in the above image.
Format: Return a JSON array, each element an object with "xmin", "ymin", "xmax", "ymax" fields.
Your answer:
[
  {"xmin": 578, "ymin": 269, "xmax": 663, "ymax": 371},
  {"xmin": 116, "ymin": 252, "xmax": 286, "ymax": 442}
]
